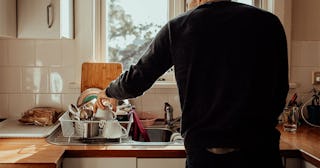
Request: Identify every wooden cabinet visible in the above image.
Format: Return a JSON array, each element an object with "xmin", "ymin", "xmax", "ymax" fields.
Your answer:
[
  {"xmin": 0, "ymin": 0, "xmax": 16, "ymax": 38},
  {"xmin": 284, "ymin": 158, "xmax": 317, "ymax": 168},
  {"xmin": 301, "ymin": 160, "xmax": 317, "ymax": 168},
  {"xmin": 137, "ymin": 158, "xmax": 186, "ymax": 168},
  {"xmin": 62, "ymin": 158, "xmax": 185, "ymax": 168},
  {"xmin": 62, "ymin": 158, "xmax": 136, "ymax": 168},
  {"xmin": 17, "ymin": 0, "xmax": 74, "ymax": 39},
  {"xmin": 62, "ymin": 157, "xmax": 136, "ymax": 168}
]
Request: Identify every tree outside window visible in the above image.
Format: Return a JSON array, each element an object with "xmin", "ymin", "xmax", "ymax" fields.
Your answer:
[{"xmin": 106, "ymin": 0, "xmax": 167, "ymax": 71}]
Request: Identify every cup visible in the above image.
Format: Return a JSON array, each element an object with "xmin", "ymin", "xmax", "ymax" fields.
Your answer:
[
  {"xmin": 99, "ymin": 120, "xmax": 128, "ymax": 139},
  {"xmin": 283, "ymin": 107, "xmax": 299, "ymax": 132},
  {"xmin": 95, "ymin": 108, "xmax": 116, "ymax": 121}
]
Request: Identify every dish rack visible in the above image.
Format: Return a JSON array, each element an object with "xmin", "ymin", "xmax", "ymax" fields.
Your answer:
[{"xmin": 59, "ymin": 111, "xmax": 133, "ymax": 139}]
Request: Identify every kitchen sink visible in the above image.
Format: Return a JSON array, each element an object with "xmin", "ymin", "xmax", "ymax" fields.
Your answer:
[
  {"xmin": 46, "ymin": 124, "xmax": 183, "ymax": 146},
  {"xmin": 136, "ymin": 127, "xmax": 175, "ymax": 142}
]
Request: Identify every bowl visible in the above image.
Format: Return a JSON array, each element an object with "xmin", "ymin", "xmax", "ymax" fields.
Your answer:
[{"xmin": 137, "ymin": 111, "xmax": 158, "ymax": 128}]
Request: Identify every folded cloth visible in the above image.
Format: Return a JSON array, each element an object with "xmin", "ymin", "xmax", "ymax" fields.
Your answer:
[
  {"xmin": 170, "ymin": 132, "xmax": 183, "ymax": 142},
  {"xmin": 131, "ymin": 109, "xmax": 150, "ymax": 142}
]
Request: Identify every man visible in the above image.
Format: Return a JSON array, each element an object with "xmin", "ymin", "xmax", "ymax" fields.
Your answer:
[{"xmin": 96, "ymin": 0, "xmax": 289, "ymax": 167}]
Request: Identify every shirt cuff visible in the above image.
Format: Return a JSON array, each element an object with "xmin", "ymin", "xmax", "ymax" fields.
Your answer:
[{"xmin": 105, "ymin": 87, "xmax": 112, "ymax": 97}]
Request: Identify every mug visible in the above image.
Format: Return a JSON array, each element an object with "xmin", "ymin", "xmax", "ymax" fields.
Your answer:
[
  {"xmin": 99, "ymin": 120, "xmax": 127, "ymax": 139},
  {"xmin": 95, "ymin": 108, "xmax": 116, "ymax": 121}
]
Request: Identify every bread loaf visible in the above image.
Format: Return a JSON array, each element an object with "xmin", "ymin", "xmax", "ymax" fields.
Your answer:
[{"xmin": 19, "ymin": 107, "xmax": 63, "ymax": 126}]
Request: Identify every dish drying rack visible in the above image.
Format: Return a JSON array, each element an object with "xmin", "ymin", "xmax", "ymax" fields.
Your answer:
[{"xmin": 59, "ymin": 111, "xmax": 133, "ymax": 140}]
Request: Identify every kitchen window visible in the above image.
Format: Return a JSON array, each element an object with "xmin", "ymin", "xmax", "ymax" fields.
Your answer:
[
  {"xmin": 97, "ymin": 0, "xmax": 273, "ymax": 82},
  {"xmin": 98, "ymin": 0, "xmax": 184, "ymax": 72}
]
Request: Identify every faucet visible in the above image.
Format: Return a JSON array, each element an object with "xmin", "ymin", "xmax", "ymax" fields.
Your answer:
[
  {"xmin": 164, "ymin": 102, "xmax": 181, "ymax": 131},
  {"xmin": 164, "ymin": 102, "xmax": 173, "ymax": 125}
]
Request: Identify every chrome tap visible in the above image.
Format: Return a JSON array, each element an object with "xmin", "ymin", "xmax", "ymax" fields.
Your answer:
[{"xmin": 164, "ymin": 102, "xmax": 173, "ymax": 125}]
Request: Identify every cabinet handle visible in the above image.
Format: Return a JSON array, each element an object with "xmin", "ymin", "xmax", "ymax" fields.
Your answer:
[{"xmin": 47, "ymin": 4, "xmax": 54, "ymax": 28}]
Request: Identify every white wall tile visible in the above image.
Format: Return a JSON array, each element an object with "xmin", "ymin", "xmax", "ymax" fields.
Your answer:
[
  {"xmin": 36, "ymin": 94, "xmax": 62, "ymax": 109},
  {"xmin": 62, "ymin": 94, "xmax": 80, "ymax": 111},
  {"xmin": 8, "ymin": 40, "xmax": 35, "ymax": 66},
  {"xmin": 140, "ymin": 93, "xmax": 169, "ymax": 118},
  {"xmin": 0, "ymin": 40, "xmax": 8, "ymax": 65},
  {"xmin": 290, "ymin": 67, "xmax": 318, "ymax": 93},
  {"xmin": 49, "ymin": 67, "xmax": 77, "ymax": 93},
  {"xmin": 62, "ymin": 39, "xmax": 77, "ymax": 66},
  {"xmin": 36, "ymin": 40, "xmax": 62, "ymax": 66},
  {"xmin": 291, "ymin": 41, "xmax": 320, "ymax": 67},
  {"xmin": 0, "ymin": 0, "xmax": 97, "ymax": 117},
  {"xmin": 129, "ymin": 97, "xmax": 143, "ymax": 112},
  {"xmin": 22, "ymin": 67, "xmax": 49, "ymax": 93},
  {"xmin": 0, "ymin": 67, "xmax": 21, "ymax": 93},
  {"xmin": 8, "ymin": 94, "xmax": 35, "ymax": 119},
  {"xmin": 0, "ymin": 94, "xmax": 9, "ymax": 118}
]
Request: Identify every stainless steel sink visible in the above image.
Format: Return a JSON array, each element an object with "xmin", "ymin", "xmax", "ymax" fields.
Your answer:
[
  {"xmin": 135, "ymin": 127, "xmax": 174, "ymax": 142},
  {"xmin": 46, "ymin": 124, "xmax": 183, "ymax": 146}
]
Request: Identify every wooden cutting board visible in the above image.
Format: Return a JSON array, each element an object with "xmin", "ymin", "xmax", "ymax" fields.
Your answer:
[{"xmin": 81, "ymin": 62, "xmax": 123, "ymax": 92}]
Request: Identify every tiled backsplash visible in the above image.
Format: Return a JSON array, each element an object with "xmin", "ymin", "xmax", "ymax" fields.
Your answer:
[
  {"xmin": 0, "ymin": 0, "xmax": 319, "ymax": 119},
  {"xmin": 1, "ymin": 39, "xmax": 320, "ymax": 119},
  {"xmin": 290, "ymin": 41, "xmax": 320, "ymax": 95},
  {"xmin": 0, "ymin": 40, "xmax": 181, "ymax": 119}
]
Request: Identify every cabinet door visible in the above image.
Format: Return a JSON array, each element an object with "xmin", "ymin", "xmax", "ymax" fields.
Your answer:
[
  {"xmin": 62, "ymin": 157, "xmax": 136, "ymax": 168},
  {"xmin": 0, "ymin": 0, "xmax": 16, "ymax": 38},
  {"xmin": 301, "ymin": 160, "xmax": 317, "ymax": 168},
  {"xmin": 17, "ymin": 0, "xmax": 73, "ymax": 39},
  {"xmin": 137, "ymin": 158, "xmax": 186, "ymax": 168}
]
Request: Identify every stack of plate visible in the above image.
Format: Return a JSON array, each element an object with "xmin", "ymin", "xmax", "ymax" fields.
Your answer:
[{"xmin": 77, "ymin": 88, "xmax": 102, "ymax": 107}]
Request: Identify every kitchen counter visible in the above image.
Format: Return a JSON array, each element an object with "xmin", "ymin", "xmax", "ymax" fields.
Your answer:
[
  {"xmin": 0, "ymin": 124, "xmax": 319, "ymax": 168},
  {"xmin": 278, "ymin": 124, "xmax": 320, "ymax": 167}
]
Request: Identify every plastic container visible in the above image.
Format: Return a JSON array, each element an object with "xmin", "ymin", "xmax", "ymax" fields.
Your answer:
[{"xmin": 137, "ymin": 111, "xmax": 158, "ymax": 128}]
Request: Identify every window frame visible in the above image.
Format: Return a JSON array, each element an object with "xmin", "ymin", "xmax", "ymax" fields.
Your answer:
[
  {"xmin": 93, "ymin": 0, "xmax": 276, "ymax": 85},
  {"xmin": 94, "ymin": 0, "xmax": 185, "ymax": 63}
]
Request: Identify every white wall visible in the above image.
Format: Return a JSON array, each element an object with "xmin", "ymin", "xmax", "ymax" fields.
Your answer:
[{"xmin": 290, "ymin": 0, "xmax": 320, "ymax": 100}]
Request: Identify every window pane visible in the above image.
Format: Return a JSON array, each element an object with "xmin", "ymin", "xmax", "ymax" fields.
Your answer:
[
  {"xmin": 106, "ymin": 0, "xmax": 168, "ymax": 71},
  {"xmin": 234, "ymin": 0, "xmax": 253, "ymax": 5}
]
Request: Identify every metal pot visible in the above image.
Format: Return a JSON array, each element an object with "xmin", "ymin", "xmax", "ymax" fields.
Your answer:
[{"xmin": 75, "ymin": 121, "xmax": 99, "ymax": 138}]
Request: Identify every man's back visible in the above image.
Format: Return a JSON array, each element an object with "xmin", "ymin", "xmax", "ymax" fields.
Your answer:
[
  {"xmin": 169, "ymin": 1, "xmax": 288, "ymax": 148},
  {"xmin": 101, "ymin": 1, "xmax": 289, "ymax": 167}
]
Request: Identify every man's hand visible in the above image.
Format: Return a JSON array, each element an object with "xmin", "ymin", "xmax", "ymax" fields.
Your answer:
[{"xmin": 94, "ymin": 89, "xmax": 117, "ymax": 113}]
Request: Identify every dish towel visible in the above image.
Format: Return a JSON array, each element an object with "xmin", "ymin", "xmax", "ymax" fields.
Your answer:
[{"xmin": 131, "ymin": 109, "xmax": 150, "ymax": 142}]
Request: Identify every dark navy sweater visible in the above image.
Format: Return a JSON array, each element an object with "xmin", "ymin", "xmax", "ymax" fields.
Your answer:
[{"xmin": 106, "ymin": 1, "xmax": 289, "ymax": 148}]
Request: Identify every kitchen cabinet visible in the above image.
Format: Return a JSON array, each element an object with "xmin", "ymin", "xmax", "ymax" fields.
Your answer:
[
  {"xmin": 284, "ymin": 158, "xmax": 317, "ymax": 168},
  {"xmin": 285, "ymin": 158, "xmax": 300, "ymax": 168},
  {"xmin": 301, "ymin": 160, "xmax": 317, "ymax": 168},
  {"xmin": 62, "ymin": 158, "xmax": 136, "ymax": 168},
  {"xmin": 0, "ymin": 0, "xmax": 16, "ymax": 38},
  {"xmin": 137, "ymin": 158, "xmax": 186, "ymax": 168},
  {"xmin": 62, "ymin": 158, "xmax": 185, "ymax": 168},
  {"xmin": 17, "ymin": 0, "xmax": 74, "ymax": 39}
]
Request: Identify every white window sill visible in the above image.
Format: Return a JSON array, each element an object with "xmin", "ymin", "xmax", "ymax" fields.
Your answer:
[{"xmin": 151, "ymin": 81, "xmax": 177, "ymax": 89}]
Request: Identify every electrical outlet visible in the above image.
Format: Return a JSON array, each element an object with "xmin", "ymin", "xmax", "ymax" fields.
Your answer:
[{"xmin": 312, "ymin": 71, "xmax": 320, "ymax": 85}]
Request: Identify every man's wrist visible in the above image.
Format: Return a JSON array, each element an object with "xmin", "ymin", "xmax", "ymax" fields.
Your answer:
[{"xmin": 104, "ymin": 87, "xmax": 111, "ymax": 97}]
